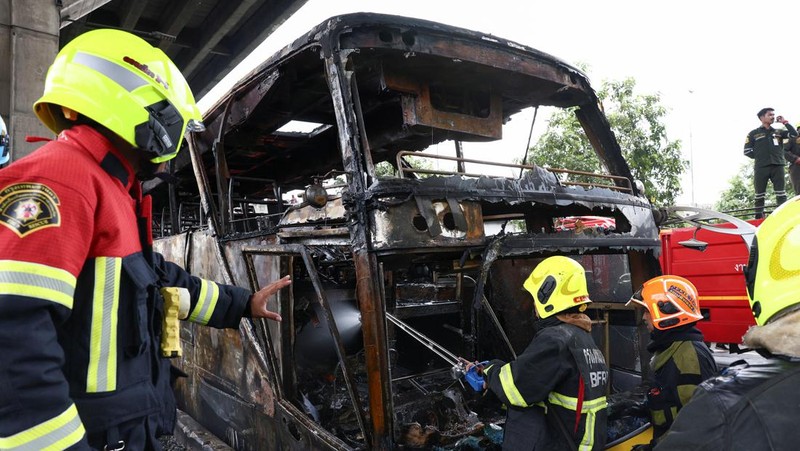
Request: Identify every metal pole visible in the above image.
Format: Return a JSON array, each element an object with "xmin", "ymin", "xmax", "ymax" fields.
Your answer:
[{"xmin": 689, "ymin": 89, "xmax": 695, "ymax": 206}]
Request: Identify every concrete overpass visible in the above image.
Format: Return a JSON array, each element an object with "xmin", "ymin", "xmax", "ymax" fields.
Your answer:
[{"xmin": 0, "ymin": 0, "xmax": 307, "ymax": 160}]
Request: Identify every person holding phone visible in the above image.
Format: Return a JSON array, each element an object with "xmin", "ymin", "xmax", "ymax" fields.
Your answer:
[{"xmin": 743, "ymin": 107, "xmax": 796, "ymax": 218}]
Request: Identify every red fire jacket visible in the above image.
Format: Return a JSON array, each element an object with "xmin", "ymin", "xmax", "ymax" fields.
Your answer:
[{"xmin": 0, "ymin": 125, "xmax": 251, "ymax": 449}]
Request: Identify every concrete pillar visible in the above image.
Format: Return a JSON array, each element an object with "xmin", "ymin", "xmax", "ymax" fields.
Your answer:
[{"xmin": 0, "ymin": 0, "xmax": 60, "ymax": 161}]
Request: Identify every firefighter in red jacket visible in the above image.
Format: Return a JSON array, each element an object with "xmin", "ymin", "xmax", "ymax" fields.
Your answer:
[
  {"xmin": 471, "ymin": 256, "xmax": 608, "ymax": 450},
  {"xmin": 0, "ymin": 29, "xmax": 290, "ymax": 450}
]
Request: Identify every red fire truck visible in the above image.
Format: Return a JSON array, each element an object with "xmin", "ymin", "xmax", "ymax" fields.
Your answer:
[
  {"xmin": 561, "ymin": 209, "xmax": 759, "ymax": 345},
  {"xmin": 660, "ymin": 221, "xmax": 760, "ymax": 344}
]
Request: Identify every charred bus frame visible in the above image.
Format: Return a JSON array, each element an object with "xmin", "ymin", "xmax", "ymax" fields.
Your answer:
[{"xmin": 148, "ymin": 13, "xmax": 662, "ymax": 450}]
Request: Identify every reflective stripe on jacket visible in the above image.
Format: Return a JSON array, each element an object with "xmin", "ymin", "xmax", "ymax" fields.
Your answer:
[
  {"xmin": 484, "ymin": 320, "xmax": 608, "ymax": 451},
  {"xmin": 0, "ymin": 126, "xmax": 251, "ymax": 447},
  {"xmin": 647, "ymin": 339, "xmax": 717, "ymax": 440}
]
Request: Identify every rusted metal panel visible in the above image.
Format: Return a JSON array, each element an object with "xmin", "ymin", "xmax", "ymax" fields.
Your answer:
[
  {"xmin": 325, "ymin": 50, "xmax": 394, "ymax": 447},
  {"xmin": 383, "ymin": 72, "xmax": 503, "ymax": 139},
  {"xmin": 280, "ymin": 197, "xmax": 347, "ymax": 225},
  {"xmin": 371, "ymin": 199, "xmax": 484, "ymax": 249}
]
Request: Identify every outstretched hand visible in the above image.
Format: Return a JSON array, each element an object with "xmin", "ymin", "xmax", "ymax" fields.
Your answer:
[{"xmin": 250, "ymin": 275, "xmax": 292, "ymax": 321}]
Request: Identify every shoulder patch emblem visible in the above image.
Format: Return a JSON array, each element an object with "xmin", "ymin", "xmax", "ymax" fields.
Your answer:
[{"xmin": 0, "ymin": 183, "xmax": 61, "ymax": 237}]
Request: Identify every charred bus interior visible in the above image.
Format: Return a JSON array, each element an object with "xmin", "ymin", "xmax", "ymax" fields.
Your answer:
[{"xmin": 148, "ymin": 13, "xmax": 660, "ymax": 450}]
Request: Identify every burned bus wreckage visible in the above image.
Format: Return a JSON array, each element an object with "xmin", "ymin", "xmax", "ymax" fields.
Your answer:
[{"xmin": 147, "ymin": 13, "xmax": 661, "ymax": 450}]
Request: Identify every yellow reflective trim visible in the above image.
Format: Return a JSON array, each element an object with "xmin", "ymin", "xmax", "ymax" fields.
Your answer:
[
  {"xmin": 0, "ymin": 260, "xmax": 76, "ymax": 308},
  {"xmin": 188, "ymin": 279, "xmax": 207, "ymax": 323},
  {"xmin": 0, "ymin": 260, "xmax": 76, "ymax": 285},
  {"xmin": 108, "ymin": 260, "xmax": 120, "ymax": 389},
  {"xmin": 677, "ymin": 384, "xmax": 697, "ymax": 406},
  {"xmin": 188, "ymin": 279, "xmax": 219, "ymax": 325},
  {"xmin": 201, "ymin": 281, "xmax": 219, "ymax": 324},
  {"xmin": 548, "ymin": 392, "xmax": 607, "ymax": 412},
  {"xmin": 652, "ymin": 302, "xmax": 662, "ymax": 319},
  {"xmin": 548, "ymin": 391, "xmax": 577, "ymax": 409},
  {"xmin": 698, "ymin": 296, "xmax": 749, "ymax": 301},
  {"xmin": 0, "ymin": 283, "xmax": 73, "ymax": 308},
  {"xmin": 582, "ymin": 396, "xmax": 607, "ymax": 411},
  {"xmin": 0, "ymin": 403, "xmax": 85, "ymax": 450},
  {"xmin": 87, "ymin": 257, "xmax": 120, "ymax": 392},
  {"xmin": 499, "ymin": 364, "xmax": 528, "ymax": 407},
  {"xmin": 579, "ymin": 408, "xmax": 596, "ymax": 451},
  {"xmin": 545, "ymin": 391, "xmax": 606, "ymax": 451}
]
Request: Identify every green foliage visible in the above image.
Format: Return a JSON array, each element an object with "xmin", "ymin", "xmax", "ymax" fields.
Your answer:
[
  {"xmin": 375, "ymin": 155, "xmax": 434, "ymax": 178},
  {"xmin": 715, "ymin": 163, "xmax": 792, "ymax": 213},
  {"xmin": 526, "ymin": 77, "xmax": 687, "ymax": 206},
  {"xmin": 375, "ymin": 161, "xmax": 396, "ymax": 177},
  {"xmin": 715, "ymin": 163, "xmax": 753, "ymax": 212}
]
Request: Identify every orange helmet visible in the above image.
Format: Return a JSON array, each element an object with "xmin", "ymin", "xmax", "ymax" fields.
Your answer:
[{"xmin": 627, "ymin": 275, "xmax": 703, "ymax": 330}]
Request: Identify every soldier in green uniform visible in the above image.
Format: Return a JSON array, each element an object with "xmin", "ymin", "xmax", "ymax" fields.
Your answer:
[
  {"xmin": 743, "ymin": 107, "xmax": 796, "ymax": 218},
  {"xmin": 783, "ymin": 125, "xmax": 800, "ymax": 196}
]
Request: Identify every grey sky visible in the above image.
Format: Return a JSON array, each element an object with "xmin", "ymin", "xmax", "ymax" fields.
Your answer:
[{"xmin": 199, "ymin": 0, "xmax": 800, "ymax": 207}]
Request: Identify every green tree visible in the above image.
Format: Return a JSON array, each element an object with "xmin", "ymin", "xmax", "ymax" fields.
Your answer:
[
  {"xmin": 715, "ymin": 163, "xmax": 753, "ymax": 212},
  {"xmin": 715, "ymin": 163, "xmax": 792, "ymax": 214},
  {"xmin": 375, "ymin": 155, "xmax": 434, "ymax": 178},
  {"xmin": 526, "ymin": 77, "xmax": 686, "ymax": 206}
]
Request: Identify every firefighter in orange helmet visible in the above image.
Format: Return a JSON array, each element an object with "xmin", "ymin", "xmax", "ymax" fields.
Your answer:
[
  {"xmin": 626, "ymin": 275, "xmax": 718, "ymax": 449},
  {"xmin": 655, "ymin": 196, "xmax": 800, "ymax": 450}
]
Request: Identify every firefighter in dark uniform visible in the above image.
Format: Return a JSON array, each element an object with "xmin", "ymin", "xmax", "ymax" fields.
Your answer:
[
  {"xmin": 626, "ymin": 275, "xmax": 718, "ymax": 450},
  {"xmin": 0, "ymin": 30, "xmax": 291, "ymax": 450},
  {"xmin": 783, "ymin": 125, "xmax": 800, "ymax": 196},
  {"xmin": 470, "ymin": 256, "xmax": 608, "ymax": 450},
  {"xmin": 743, "ymin": 107, "xmax": 796, "ymax": 218},
  {"xmin": 655, "ymin": 197, "xmax": 800, "ymax": 450},
  {"xmin": 0, "ymin": 114, "xmax": 9, "ymax": 168}
]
